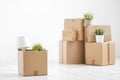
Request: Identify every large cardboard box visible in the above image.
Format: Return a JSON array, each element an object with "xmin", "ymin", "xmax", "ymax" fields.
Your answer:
[
  {"xmin": 85, "ymin": 42, "xmax": 115, "ymax": 66},
  {"xmin": 64, "ymin": 19, "xmax": 84, "ymax": 41},
  {"xmin": 62, "ymin": 30, "xmax": 76, "ymax": 41},
  {"xmin": 108, "ymin": 41, "xmax": 115, "ymax": 64},
  {"xmin": 84, "ymin": 25, "xmax": 111, "ymax": 42},
  {"xmin": 85, "ymin": 42, "xmax": 108, "ymax": 66},
  {"xmin": 18, "ymin": 51, "xmax": 47, "ymax": 76},
  {"xmin": 59, "ymin": 40, "xmax": 84, "ymax": 64}
]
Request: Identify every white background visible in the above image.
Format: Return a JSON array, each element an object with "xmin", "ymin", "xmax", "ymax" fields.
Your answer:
[{"xmin": 0, "ymin": 0, "xmax": 120, "ymax": 65}]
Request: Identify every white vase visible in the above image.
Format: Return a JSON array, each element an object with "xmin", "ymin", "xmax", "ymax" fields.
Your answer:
[
  {"xmin": 17, "ymin": 36, "xmax": 30, "ymax": 50},
  {"xmin": 96, "ymin": 35, "xmax": 104, "ymax": 43},
  {"xmin": 84, "ymin": 19, "xmax": 92, "ymax": 26}
]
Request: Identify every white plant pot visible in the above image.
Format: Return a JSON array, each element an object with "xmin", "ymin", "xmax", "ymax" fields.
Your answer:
[
  {"xmin": 84, "ymin": 19, "xmax": 92, "ymax": 26},
  {"xmin": 96, "ymin": 35, "xmax": 104, "ymax": 43},
  {"xmin": 17, "ymin": 36, "xmax": 30, "ymax": 50}
]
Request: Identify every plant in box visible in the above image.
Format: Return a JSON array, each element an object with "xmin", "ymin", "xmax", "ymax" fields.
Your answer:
[
  {"xmin": 94, "ymin": 28, "xmax": 105, "ymax": 43},
  {"xmin": 32, "ymin": 43, "xmax": 46, "ymax": 51},
  {"xmin": 84, "ymin": 12, "xmax": 93, "ymax": 26},
  {"xmin": 18, "ymin": 43, "xmax": 47, "ymax": 76}
]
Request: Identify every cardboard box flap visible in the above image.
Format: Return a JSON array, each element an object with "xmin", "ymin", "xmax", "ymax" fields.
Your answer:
[{"xmin": 62, "ymin": 30, "xmax": 77, "ymax": 41}]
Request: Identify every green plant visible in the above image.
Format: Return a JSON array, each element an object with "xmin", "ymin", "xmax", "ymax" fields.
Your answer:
[
  {"xmin": 32, "ymin": 43, "xmax": 46, "ymax": 51},
  {"xmin": 94, "ymin": 28, "xmax": 104, "ymax": 35},
  {"xmin": 84, "ymin": 12, "xmax": 93, "ymax": 20}
]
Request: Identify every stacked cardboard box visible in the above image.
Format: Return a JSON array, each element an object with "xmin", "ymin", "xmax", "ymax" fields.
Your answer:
[
  {"xmin": 85, "ymin": 41, "xmax": 115, "ymax": 66},
  {"xmin": 59, "ymin": 18, "xmax": 85, "ymax": 64},
  {"xmin": 84, "ymin": 25, "xmax": 115, "ymax": 66},
  {"xmin": 64, "ymin": 19, "xmax": 84, "ymax": 41},
  {"xmin": 59, "ymin": 41, "xmax": 84, "ymax": 64},
  {"xmin": 60, "ymin": 18, "xmax": 115, "ymax": 66}
]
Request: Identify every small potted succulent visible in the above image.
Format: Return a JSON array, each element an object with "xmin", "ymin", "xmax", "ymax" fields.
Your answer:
[
  {"xmin": 32, "ymin": 43, "xmax": 46, "ymax": 51},
  {"xmin": 94, "ymin": 28, "xmax": 105, "ymax": 43},
  {"xmin": 84, "ymin": 12, "xmax": 93, "ymax": 26}
]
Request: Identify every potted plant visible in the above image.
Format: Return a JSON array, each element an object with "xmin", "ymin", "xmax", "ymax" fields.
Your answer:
[
  {"xmin": 84, "ymin": 12, "xmax": 93, "ymax": 26},
  {"xmin": 94, "ymin": 28, "xmax": 105, "ymax": 43},
  {"xmin": 32, "ymin": 43, "xmax": 46, "ymax": 51}
]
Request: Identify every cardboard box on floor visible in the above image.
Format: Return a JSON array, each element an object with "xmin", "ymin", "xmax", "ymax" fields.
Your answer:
[
  {"xmin": 85, "ymin": 41, "xmax": 115, "ymax": 66},
  {"xmin": 59, "ymin": 40, "xmax": 84, "ymax": 64},
  {"xmin": 62, "ymin": 30, "xmax": 76, "ymax": 41},
  {"xmin": 64, "ymin": 19, "xmax": 84, "ymax": 41},
  {"xmin": 84, "ymin": 25, "xmax": 111, "ymax": 42},
  {"xmin": 18, "ymin": 51, "xmax": 47, "ymax": 76}
]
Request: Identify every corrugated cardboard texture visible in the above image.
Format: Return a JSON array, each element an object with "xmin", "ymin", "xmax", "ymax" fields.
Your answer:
[
  {"xmin": 64, "ymin": 19, "xmax": 84, "ymax": 41},
  {"xmin": 85, "ymin": 25, "xmax": 111, "ymax": 42},
  {"xmin": 85, "ymin": 42, "xmax": 108, "ymax": 66},
  {"xmin": 18, "ymin": 51, "xmax": 47, "ymax": 76},
  {"xmin": 108, "ymin": 41, "xmax": 115, "ymax": 64},
  {"xmin": 62, "ymin": 30, "xmax": 76, "ymax": 41},
  {"xmin": 59, "ymin": 40, "xmax": 84, "ymax": 64}
]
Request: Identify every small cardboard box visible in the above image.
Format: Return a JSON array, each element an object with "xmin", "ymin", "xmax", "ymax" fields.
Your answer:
[
  {"xmin": 64, "ymin": 19, "xmax": 84, "ymax": 41},
  {"xmin": 62, "ymin": 30, "xmax": 76, "ymax": 41},
  {"xmin": 85, "ymin": 42, "xmax": 115, "ymax": 66},
  {"xmin": 59, "ymin": 40, "xmax": 84, "ymax": 64},
  {"xmin": 84, "ymin": 25, "xmax": 111, "ymax": 42},
  {"xmin": 18, "ymin": 50, "xmax": 47, "ymax": 76}
]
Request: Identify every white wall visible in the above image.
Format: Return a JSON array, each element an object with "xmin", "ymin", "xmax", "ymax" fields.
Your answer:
[{"xmin": 0, "ymin": 0, "xmax": 120, "ymax": 65}]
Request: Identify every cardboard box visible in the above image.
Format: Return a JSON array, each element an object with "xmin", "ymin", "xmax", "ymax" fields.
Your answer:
[
  {"xmin": 62, "ymin": 30, "xmax": 76, "ymax": 41},
  {"xmin": 64, "ymin": 19, "xmax": 84, "ymax": 41},
  {"xmin": 84, "ymin": 25, "xmax": 111, "ymax": 42},
  {"xmin": 108, "ymin": 41, "xmax": 115, "ymax": 64},
  {"xmin": 85, "ymin": 42, "xmax": 115, "ymax": 66},
  {"xmin": 85, "ymin": 42, "xmax": 108, "ymax": 66},
  {"xmin": 59, "ymin": 40, "xmax": 84, "ymax": 64},
  {"xmin": 18, "ymin": 51, "xmax": 47, "ymax": 76}
]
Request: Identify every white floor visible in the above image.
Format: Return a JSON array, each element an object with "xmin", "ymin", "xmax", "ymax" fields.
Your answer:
[{"xmin": 0, "ymin": 59, "xmax": 120, "ymax": 80}]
